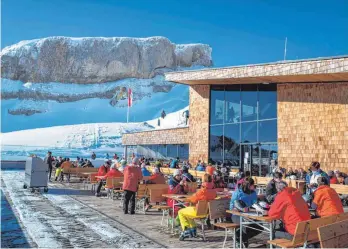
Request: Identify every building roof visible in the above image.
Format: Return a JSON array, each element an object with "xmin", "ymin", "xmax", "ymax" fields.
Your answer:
[{"xmin": 165, "ymin": 55, "xmax": 348, "ymax": 85}]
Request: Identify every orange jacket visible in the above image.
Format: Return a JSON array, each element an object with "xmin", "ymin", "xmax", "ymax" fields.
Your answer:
[
  {"xmin": 122, "ymin": 166, "xmax": 142, "ymax": 192},
  {"xmin": 313, "ymin": 185, "xmax": 344, "ymax": 217},
  {"xmin": 188, "ymin": 183, "xmax": 217, "ymax": 204},
  {"xmin": 206, "ymin": 165, "xmax": 216, "ymax": 176},
  {"xmin": 61, "ymin": 161, "xmax": 72, "ymax": 169},
  {"xmin": 97, "ymin": 165, "xmax": 109, "ymax": 176},
  {"xmin": 101, "ymin": 168, "xmax": 124, "ymax": 180},
  {"xmin": 148, "ymin": 173, "xmax": 166, "ymax": 184},
  {"xmin": 268, "ymin": 187, "xmax": 311, "ymax": 235}
]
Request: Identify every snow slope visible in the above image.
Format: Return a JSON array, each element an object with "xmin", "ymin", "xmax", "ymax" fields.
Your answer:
[
  {"xmin": 1, "ymin": 107, "xmax": 189, "ymax": 160},
  {"xmin": 1, "ymin": 79, "xmax": 189, "ymax": 132}
]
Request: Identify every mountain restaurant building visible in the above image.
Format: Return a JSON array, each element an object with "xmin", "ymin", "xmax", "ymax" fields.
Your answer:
[{"xmin": 122, "ymin": 56, "xmax": 348, "ymax": 175}]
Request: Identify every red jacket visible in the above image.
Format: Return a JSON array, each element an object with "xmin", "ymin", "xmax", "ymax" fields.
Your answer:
[
  {"xmin": 330, "ymin": 177, "xmax": 338, "ymax": 184},
  {"xmin": 206, "ymin": 165, "xmax": 216, "ymax": 176},
  {"xmin": 100, "ymin": 168, "xmax": 123, "ymax": 180},
  {"xmin": 148, "ymin": 173, "xmax": 166, "ymax": 184},
  {"xmin": 268, "ymin": 187, "xmax": 310, "ymax": 235},
  {"xmin": 97, "ymin": 165, "xmax": 109, "ymax": 176},
  {"xmin": 122, "ymin": 166, "xmax": 142, "ymax": 192}
]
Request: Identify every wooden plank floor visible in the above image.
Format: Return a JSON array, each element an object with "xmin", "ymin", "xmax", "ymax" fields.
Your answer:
[{"xmin": 56, "ymin": 179, "xmax": 270, "ymax": 248}]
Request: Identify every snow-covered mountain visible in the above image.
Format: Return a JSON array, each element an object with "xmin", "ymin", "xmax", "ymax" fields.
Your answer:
[
  {"xmin": 1, "ymin": 107, "xmax": 189, "ymax": 160},
  {"xmin": 1, "ymin": 36, "xmax": 213, "ymax": 132}
]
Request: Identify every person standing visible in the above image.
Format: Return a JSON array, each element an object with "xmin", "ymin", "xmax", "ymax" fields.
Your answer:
[
  {"xmin": 44, "ymin": 151, "xmax": 53, "ymax": 181},
  {"xmin": 122, "ymin": 158, "xmax": 142, "ymax": 214}
]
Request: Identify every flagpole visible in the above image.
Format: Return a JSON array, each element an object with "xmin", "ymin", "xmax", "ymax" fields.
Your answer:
[{"xmin": 127, "ymin": 104, "xmax": 129, "ymax": 123}]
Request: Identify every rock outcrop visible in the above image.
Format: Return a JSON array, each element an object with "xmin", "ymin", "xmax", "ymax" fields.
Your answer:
[{"xmin": 1, "ymin": 36, "xmax": 212, "ymax": 83}]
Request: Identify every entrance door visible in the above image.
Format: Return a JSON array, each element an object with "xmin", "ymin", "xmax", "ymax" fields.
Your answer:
[{"xmin": 241, "ymin": 143, "xmax": 277, "ymax": 176}]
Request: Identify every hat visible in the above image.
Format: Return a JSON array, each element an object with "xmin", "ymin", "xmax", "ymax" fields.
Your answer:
[
  {"xmin": 132, "ymin": 157, "xmax": 139, "ymax": 165},
  {"xmin": 173, "ymin": 169, "xmax": 181, "ymax": 177},
  {"xmin": 105, "ymin": 160, "xmax": 111, "ymax": 165},
  {"xmin": 327, "ymin": 170, "xmax": 334, "ymax": 177}
]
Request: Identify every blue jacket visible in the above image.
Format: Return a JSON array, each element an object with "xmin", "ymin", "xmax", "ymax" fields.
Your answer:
[
  {"xmin": 306, "ymin": 169, "xmax": 330, "ymax": 184},
  {"xmin": 141, "ymin": 167, "xmax": 151, "ymax": 176},
  {"xmin": 229, "ymin": 188, "xmax": 257, "ymax": 210},
  {"xmin": 170, "ymin": 159, "xmax": 178, "ymax": 168},
  {"xmin": 196, "ymin": 165, "xmax": 205, "ymax": 171}
]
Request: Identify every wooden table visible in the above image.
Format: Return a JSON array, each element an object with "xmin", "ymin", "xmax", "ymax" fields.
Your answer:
[{"xmin": 227, "ymin": 209, "xmax": 276, "ymax": 249}]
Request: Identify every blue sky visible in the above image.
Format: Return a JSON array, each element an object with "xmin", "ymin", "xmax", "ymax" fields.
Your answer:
[{"xmin": 2, "ymin": 0, "xmax": 348, "ymax": 67}]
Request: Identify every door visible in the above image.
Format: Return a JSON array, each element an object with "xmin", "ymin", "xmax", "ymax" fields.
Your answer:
[{"xmin": 241, "ymin": 143, "xmax": 277, "ymax": 176}]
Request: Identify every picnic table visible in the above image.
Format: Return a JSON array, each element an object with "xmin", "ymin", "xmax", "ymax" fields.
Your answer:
[{"xmin": 226, "ymin": 209, "xmax": 276, "ymax": 249}]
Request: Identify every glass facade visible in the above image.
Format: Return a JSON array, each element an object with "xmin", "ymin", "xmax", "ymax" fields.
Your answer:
[
  {"xmin": 131, "ymin": 144, "xmax": 189, "ymax": 161},
  {"xmin": 209, "ymin": 84, "xmax": 277, "ymax": 175}
]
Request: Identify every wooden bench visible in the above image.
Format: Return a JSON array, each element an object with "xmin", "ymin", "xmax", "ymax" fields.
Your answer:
[
  {"xmin": 268, "ymin": 213, "xmax": 348, "ymax": 248},
  {"xmin": 104, "ymin": 177, "xmax": 123, "ymax": 199},
  {"xmin": 318, "ymin": 219, "xmax": 348, "ymax": 248},
  {"xmin": 330, "ymin": 184, "xmax": 348, "ymax": 195},
  {"xmin": 209, "ymin": 199, "xmax": 239, "ymax": 248}
]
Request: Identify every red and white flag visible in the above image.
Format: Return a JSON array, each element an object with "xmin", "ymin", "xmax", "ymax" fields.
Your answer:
[{"xmin": 128, "ymin": 88, "xmax": 133, "ymax": 107}]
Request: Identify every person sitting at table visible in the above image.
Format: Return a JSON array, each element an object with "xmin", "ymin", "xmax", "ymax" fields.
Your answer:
[
  {"xmin": 95, "ymin": 161, "xmax": 112, "ymax": 196},
  {"xmin": 296, "ymin": 168, "xmax": 307, "ymax": 181},
  {"xmin": 95, "ymin": 163, "xmax": 123, "ymax": 197},
  {"xmin": 167, "ymin": 169, "xmax": 189, "ymax": 216},
  {"xmin": 205, "ymin": 163, "xmax": 216, "ymax": 176},
  {"xmin": 146, "ymin": 167, "xmax": 166, "ymax": 184},
  {"xmin": 311, "ymin": 177, "xmax": 343, "ymax": 217},
  {"xmin": 230, "ymin": 177, "xmax": 262, "ymax": 247},
  {"xmin": 306, "ymin": 161, "xmax": 330, "ymax": 190},
  {"xmin": 123, "ymin": 158, "xmax": 143, "ymax": 214},
  {"xmin": 266, "ymin": 172, "xmax": 288, "ymax": 203},
  {"xmin": 141, "ymin": 163, "xmax": 151, "ymax": 176},
  {"xmin": 177, "ymin": 173, "xmax": 217, "ymax": 240},
  {"xmin": 327, "ymin": 170, "xmax": 339, "ymax": 184},
  {"xmin": 195, "ymin": 162, "xmax": 205, "ymax": 172},
  {"xmin": 268, "ymin": 182, "xmax": 311, "ymax": 240},
  {"xmin": 235, "ymin": 170, "xmax": 250, "ymax": 190},
  {"xmin": 60, "ymin": 158, "xmax": 73, "ymax": 181},
  {"xmin": 213, "ymin": 171, "xmax": 226, "ymax": 191},
  {"xmin": 182, "ymin": 166, "xmax": 196, "ymax": 182},
  {"xmin": 118, "ymin": 158, "xmax": 127, "ymax": 172}
]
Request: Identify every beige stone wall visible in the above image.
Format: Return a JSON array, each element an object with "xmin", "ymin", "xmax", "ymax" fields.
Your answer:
[
  {"xmin": 122, "ymin": 127, "xmax": 189, "ymax": 145},
  {"xmin": 188, "ymin": 85, "xmax": 210, "ymax": 164},
  {"xmin": 278, "ymin": 83, "xmax": 348, "ymax": 173}
]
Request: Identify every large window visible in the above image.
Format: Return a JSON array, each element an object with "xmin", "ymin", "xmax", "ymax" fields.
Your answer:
[
  {"xmin": 209, "ymin": 84, "xmax": 277, "ymax": 167},
  {"xmin": 131, "ymin": 144, "xmax": 189, "ymax": 161}
]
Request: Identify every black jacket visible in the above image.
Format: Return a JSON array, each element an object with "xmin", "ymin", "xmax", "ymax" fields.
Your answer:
[{"xmin": 265, "ymin": 179, "xmax": 278, "ymax": 203}]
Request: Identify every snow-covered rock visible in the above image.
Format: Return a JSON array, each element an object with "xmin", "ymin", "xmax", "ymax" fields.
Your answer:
[{"xmin": 1, "ymin": 36, "xmax": 212, "ymax": 83}]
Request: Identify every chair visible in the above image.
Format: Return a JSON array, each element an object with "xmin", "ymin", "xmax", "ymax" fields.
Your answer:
[
  {"xmin": 135, "ymin": 184, "xmax": 148, "ymax": 213},
  {"xmin": 318, "ymin": 219, "xmax": 348, "ymax": 248},
  {"xmin": 149, "ymin": 188, "xmax": 172, "ymax": 227},
  {"xmin": 182, "ymin": 200, "xmax": 210, "ymax": 241},
  {"xmin": 209, "ymin": 199, "xmax": 239, "ymax": 248},
  {"xmin": 268, "ymin": 214, "xmax": 338, "ymax": 248},
  {"xmin": 104, "ymin": 177, "xmax": 123, "ymax": 199}
]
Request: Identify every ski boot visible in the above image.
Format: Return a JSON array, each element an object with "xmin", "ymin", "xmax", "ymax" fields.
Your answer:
[{"xmin": 179, "ymin": 229, "xmax": 192, "ymax": 241}]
